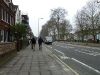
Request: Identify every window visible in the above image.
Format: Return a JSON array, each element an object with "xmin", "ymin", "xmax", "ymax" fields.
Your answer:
[
  {"xmin": 0, "ymin": 30, "xmax": 4, "ymax": 42},
  {"xmin": 3, "ymin": 10, "xmax": 5, "ymax": 20},
  {"xmin": 1, "ymin": 8, "xmax": 3, "ymax": 20},
  {"xmin": 12, "ymin": 17, "xmax": 14, "ymax": 25},
  {"xmin": 10, "ymin": 16, "xmax": 12, "ymax": 24},
  {"xmin": 0, "ymin": 6, "xmax": 1, "ymax": 19},
  {"xmin": 6, "ymin": 13, "xmax": 8, "ymax": 23},
  {"xmin": 4, "ymin": 31, "xmax": 8, "ymax": 42},
  {"xmin": 8, "ymin": 14, "xmax": 10, "ymax": 24},
  {"xmin": 0, "ymin": 30, "xmax": 2, "ymax": 42},
  {"xmin": 6, "ymin": 12, "xmax": 7, "ymax": 22},
  {"xmin": 6, "ymin": 31, "xmax": 8, "ymax": 42},
  {"xmin": 4, "ymin": 11, "xmax": 6, "ymax": 21}
]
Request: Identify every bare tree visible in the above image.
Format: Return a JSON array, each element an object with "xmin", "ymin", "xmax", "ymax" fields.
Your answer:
[
  {"xmin": 50, "ymin": 7, "xmax": 67, "ymax": 39},
  {"xmin": 46, "ymin": 18, "xmax": 57, "ymax": 39},
  {"xmin": 84, "ymin": 0, "xmax": 100, "ymax": 41},
  {"xmin": 40, "ymin": 24, "xmax": 49, "ymax": 39},
  {"xmin": 75, "ymin": 9, "xmax": 87, "ymax": 42},
  {"xmin": 60, "ymin": 20, "xmax": 72, "ymax": 40},
  {"xmin": 75, "ymin": 0, "xmax": 100, "ymax": 42},
  {"xmin": 40, "ymin": 7, "xmax": 72, "ymax": 41}
]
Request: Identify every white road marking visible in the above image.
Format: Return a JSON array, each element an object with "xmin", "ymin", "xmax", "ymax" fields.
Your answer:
[
  {"xmin": 45, "ymin": 46, "xmax": 79, "ymax": 75},
  {"xmin": 47, "ymin": 46, "xmax": 52, "ymax": 48},
  {"xmin": 72, "ymin": 58, "xmax": 100, "ymax": 74},
  {"xmin": 55, "ymin": 44, "xmax": 75, "ymax": 49},
  {"xmin": 54, "ymin": 49, "xmax": 65, "ymax": 56},
  {"xmin": 65, "ymin": 43, "xmax": 100, "ymax": 50},
  {"xmin": 54, "ymin": 43, "xmax": 100, "ymax": 56},
  {"xmin": 45, "ymin": 45, "xmax": 100, "ymax": 74},
  {"xmin": 54, "ymin": 49, "xmax": 70, "ymax": 59},
  {"xmin": 54, "ymin": 42, "xmax": 100, "ymax": 50},
  {"xmin": 75, "ymin": 49, "xmax": 100, "ymax": 56},
  {"xmin": 60, "ymin": 56, "xmax": 70, "ymax": 59},
  {"xmin": 54, "ymin": 54, "xmax": 79, "ymax": 75}
]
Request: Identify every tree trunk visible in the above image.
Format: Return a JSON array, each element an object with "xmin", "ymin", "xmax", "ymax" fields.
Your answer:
[
  {"xmin": 81, "ymin": 35, "xmax": 84, "ymax": 42},
  {"xmin": 93, "ymin": 35, "xmax": 96, "ymax": 43}
]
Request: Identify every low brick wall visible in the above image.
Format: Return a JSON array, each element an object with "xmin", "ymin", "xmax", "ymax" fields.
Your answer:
[{"xmin": 0, "ymin": 42, "xmax": 16, "ymax": 55}]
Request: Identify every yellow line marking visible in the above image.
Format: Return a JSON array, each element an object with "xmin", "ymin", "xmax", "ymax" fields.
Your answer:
[
  {"xmin": 44, "ymin": 46, "xmax": 79, "ymax": 75},
  {"xmin": 53, "ymin": 54, "xmax": 79, "ymax": 75}
]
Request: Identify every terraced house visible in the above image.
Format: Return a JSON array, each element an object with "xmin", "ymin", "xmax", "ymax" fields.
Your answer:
[
  {"xmin": 0, "ymin": 0, "xmax": 16, "ymax": 42},
  {"xmin": 0, "ymin": 0, "xmax": 17, "ymax": 56}
]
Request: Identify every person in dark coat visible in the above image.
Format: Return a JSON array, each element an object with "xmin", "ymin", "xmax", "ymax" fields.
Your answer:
[
  {"xmin": 31, "ymin": 37, "xmax": 36, "ymax": 50},
  {"xmin": 38, "ymin": 37, "xmax": 43, "ymax": 50}
]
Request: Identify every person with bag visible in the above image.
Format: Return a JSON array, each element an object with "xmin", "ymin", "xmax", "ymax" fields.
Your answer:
[
  {"xmin": 38, "ymin": 37, "xmax": 43, "ymax": 50},
  {"xmin": 31, "ymin": 37, "xmax": 36, "ymax": 50}
]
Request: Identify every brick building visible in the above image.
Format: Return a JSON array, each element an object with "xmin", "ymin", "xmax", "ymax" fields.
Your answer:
[{"xmin": 0, "ymin": 0, "xmax": 16, "ymax": 42}]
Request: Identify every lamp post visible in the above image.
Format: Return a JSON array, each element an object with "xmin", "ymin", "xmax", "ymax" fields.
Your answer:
[{"xmin": 38, "ymin": 18, "xmax": 43, "ymax": 37}]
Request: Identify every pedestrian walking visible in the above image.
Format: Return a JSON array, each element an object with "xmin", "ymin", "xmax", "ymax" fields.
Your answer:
[
  {"xmin": 31, "ymin": 37, "xmax": 36, "ymax": 50},
  {"xmin": 38, "ymin": 37, "xmax": 43, "ymax": 50}
]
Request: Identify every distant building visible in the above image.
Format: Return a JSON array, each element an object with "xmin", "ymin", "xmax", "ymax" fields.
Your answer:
[
  {"xmin": 15, "ymin": 5, "xmax": 21, "ymax": 24},
  {"xmin": 21, "ymin": 15, "xmax": 33, "ymax": 39},
  {"xmin": 21, "ymin": 15, "xmax": 29, "ymax": 26},
  {"xmin": 96, "ymin": 33, "xmax": 100, "ymax": 40},
  {"xmin": 0, "ymin": 0, "xmax": 16, "ymax": 42},
  {"xmin": 74, "ymin": 29, "xmax": 100, "ymax": 42}
]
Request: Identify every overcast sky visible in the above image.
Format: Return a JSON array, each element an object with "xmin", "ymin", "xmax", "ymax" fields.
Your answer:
[{"xmin": 13, "ymin": 0, "xmax": 89, "ymax": 37}]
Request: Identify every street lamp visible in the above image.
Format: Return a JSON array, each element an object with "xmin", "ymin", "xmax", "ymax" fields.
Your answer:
[{"xmin": 38, "ymin": 18, "xmax": 43, "ymax": 37}]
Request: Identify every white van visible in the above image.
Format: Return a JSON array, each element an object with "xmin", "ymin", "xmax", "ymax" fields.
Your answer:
[{"xmin": 45, "ymin": 36, "xmax": 53, "ymax": 45}]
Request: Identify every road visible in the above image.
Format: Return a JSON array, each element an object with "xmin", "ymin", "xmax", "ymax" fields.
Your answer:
[{"xmin": 45, "ymin": 42, "xmax": 100, "ymax": 75}]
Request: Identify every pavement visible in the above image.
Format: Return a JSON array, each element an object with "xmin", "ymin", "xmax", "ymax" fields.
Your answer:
[{"xmin": 0, "ymin": 45, "xmax": 76, "ymax": 75}]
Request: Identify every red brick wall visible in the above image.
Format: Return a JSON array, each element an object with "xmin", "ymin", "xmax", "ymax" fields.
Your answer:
[{"xmin": 0, "ymin": 42, "xmax": 16, "ymax": 55}]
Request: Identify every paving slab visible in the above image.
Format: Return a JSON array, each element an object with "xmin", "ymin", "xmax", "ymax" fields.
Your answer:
[{"xmin": 0, "ymin": 45, "xmax": 76, "ymax": 75}]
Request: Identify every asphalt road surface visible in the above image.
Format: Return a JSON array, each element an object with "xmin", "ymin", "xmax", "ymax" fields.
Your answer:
[{"xmin": 45, "ymin": 42, "xmax": 100, "ymax": 75}]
